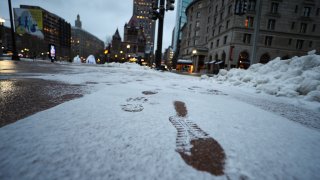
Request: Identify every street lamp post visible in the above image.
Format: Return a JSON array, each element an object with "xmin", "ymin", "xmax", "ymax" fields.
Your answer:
[
  {"xmin": 126, "ymin": 44, "xmax": 130, "ymax": 60},
  {"xmin": 8, "ymin": 0, "xmax": 19, "ymax": 60}
]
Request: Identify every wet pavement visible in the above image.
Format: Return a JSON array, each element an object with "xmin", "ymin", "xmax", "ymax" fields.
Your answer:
[
  {"xmin": 0, "ymin": 60, "xmax": 72, "ymax": 76},
  {"xmin": 0, "ymin": 60, "xmax": 85, "ymax": 127}
]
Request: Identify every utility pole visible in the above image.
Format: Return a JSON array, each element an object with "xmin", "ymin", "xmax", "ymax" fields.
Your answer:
[
  {"xmin": 155, "ymin": 0, "xmax": 165, "ymax": 69},
  {"xmin": 8, "ymin": 0, "xmax": 19, "ymax": 60},
  {"xmin": 152, "ymin": 0, "xmax": 175, "ymax": 69},
  {"xmin": 250, "ymin": 0, "xmax": 262, "ymax": 65}
]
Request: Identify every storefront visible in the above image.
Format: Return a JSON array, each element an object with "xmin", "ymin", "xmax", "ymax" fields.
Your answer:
[{"xmin": 176, "ymin": 59, "xmax": 193, "ymax": 73}]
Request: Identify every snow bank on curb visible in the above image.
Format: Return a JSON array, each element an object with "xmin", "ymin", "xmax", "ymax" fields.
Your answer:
[
  {"xmin": 214, "ymin": 52, "xmax": 320, "ymax": 102},
  {"xmin": 73, "ymin": 55, "xmax": 81, "ymax": 63},
  {"xmin": 86, "ymin": 55, "xmax": 96, "ymax": 64}
]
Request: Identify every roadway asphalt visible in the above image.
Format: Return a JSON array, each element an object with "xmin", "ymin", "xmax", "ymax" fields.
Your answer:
[{"xmin": 0, "ymin": 59, "xmax": 85, "ymax": 127}]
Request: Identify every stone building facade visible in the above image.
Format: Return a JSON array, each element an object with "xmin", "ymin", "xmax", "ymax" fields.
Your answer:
[
  {"xmin": 179, "ymin": 0, "xmax": 320, "ymax": 73},
  {"xmin": 71, "ymin": 15, "xmax": 104, "ymax": 62}
]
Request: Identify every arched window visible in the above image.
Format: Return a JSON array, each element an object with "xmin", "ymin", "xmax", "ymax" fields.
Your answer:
[
  {"xmin": 238, "ymin": 51, "xmax": 250, "ymax": 69},
  {"xmin": 259, "ymin": 53, "xmax": 270, "ymax": 64},
  {"xmin": 221, "ymin": 51, "xmax": 226, "ymax": 61},
  {"xmin": 248, "ymin": 0, "xmax": 256, "ymax": 11},
  {"xmin": 281, "ymin": 55, "xmax": 290, "ymax": 60}
]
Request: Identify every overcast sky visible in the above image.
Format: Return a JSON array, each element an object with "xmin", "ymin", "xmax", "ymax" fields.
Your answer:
[{"xmin": 0, "ymin": 0, "xmax": 176, "ymax": 52}]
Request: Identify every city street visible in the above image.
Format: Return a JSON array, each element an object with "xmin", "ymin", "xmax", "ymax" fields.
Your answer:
[{"xmin": 0, "ymin": 58, "xmax": 319, "ymax": 179}]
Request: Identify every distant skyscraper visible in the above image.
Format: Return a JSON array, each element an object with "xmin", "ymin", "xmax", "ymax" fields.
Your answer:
[
  {"xmin": 172, "ymin": 0, "xmax": 193, "ymax": 51},
  {"xmin": 130, "ymin": 0, "xmax": 156, "ymax": 53}
]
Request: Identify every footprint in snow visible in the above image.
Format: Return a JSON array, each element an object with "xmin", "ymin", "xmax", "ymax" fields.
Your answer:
[{"xmin": 169, "ymin": 101, "xmax": 226, "ymax": 176}]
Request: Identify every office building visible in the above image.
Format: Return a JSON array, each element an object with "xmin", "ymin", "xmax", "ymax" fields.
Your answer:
[
  {"xmin": 130, "ymin": 0, "xmax": 156, "ymax": 53},
  {"xmin": 172, "ymin": 0, "xmax": 193, "ymax": 51},
  {"xmin": 71, "ymin": 15, "xmax": 104, "ymax": 62},
  {"xmin": 180, "ymin": 0, "xmax": 320, "ymax": 73}
]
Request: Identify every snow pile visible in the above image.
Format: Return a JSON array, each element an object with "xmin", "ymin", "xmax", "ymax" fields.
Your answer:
[
  {"xmin": 215, "ymin": 53, "xmax": 320, "ymax": 102},
  {"xmin": 86, "ymin": 55, "xmax": 96, "ymax": 64},
  {"xmin": 73, "ymin": 55, "xmax": 81, "ymax": 63}
]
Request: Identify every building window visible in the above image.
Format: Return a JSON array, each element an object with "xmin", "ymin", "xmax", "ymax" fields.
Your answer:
[
  {"xmin": 243, "ymin": 33, "xmax": 251, "ymax": 44},
  {"xmin": 195, "ymin": 30, "xmax": 200, "ymax": 36},
  {"xmin": 303, "ymin": 7, "xmax": 311, "ymax": 17},
  {"xmin": 265, "ymin": 36, "xmax": 273, "ymax": 46},
  {"xmin": 221, "ymin": 0, "xmax": 224, "ymax": 6},
  {"xmin": 196, "ymin": 21, "xmax": 200, "ymax": 28},
  {"xmin": 219, "ymin": 25, "xmax": 222, "ymax": 33},
  {"xmin": 245, "ymin": 16, "xmax": 254, "ymax": 28},
  {"xmin": 197, "ymin": 12, "xmax": 201, "ymax": 18},
  {"xmin": 291, "ymin": 22, "xmax": 295, "ymax": 30},
  {"xmin": 248, "ymin": 0, "xmax": 256, "ymax": 11},
  {"xmin": 216, "ymin": 39, "xmax": 220, "ymax": 47},
  {"xmin": 209, "ymin": 7, "xmax": 212, "ymax": 13},
  {"xmin": 300, "ymin": 23, "xmax": 307, "ymax": 33},
  {"xmin": 295, "ymin": 5, "xmax": 298, "ymax": 13},
  {"xmin": 228, "ymin": 5, "xmax": 232, "ymax": 14},
  {"xmin": 215, "ymin": 5, "xmax": 218, "ymax": 13},
  {"xmin": 212, "ymin": 29, "xmax": 215, "ymax": 36},
  {"xmin": 312, "ymin": 24, "xmax": 316, "ymax": 32},
  {"xmin": 210, "ymin": 42, "xmax": 213, "ymax": 49},
  {"xmin": 317, "ymin": 8, "xmax": 320, "ymax": 16},
  {"xmin": 226, "ymin": 20, "xmax": 230, "ymax": 29},
  {"xmin": 224, "ymin": 36, "xmax": 228, "ymax": 44},
  {"xmin": 220, "ymin": 12, "xmax": 224, "ymax": 21},
  {"xmin": 208, "ymin": 17, "xmax": 211, "ymax": 23},
  {"xmin": 271, "ymin": 2, "xmax": 279, "ymax": 14},
  {"xmin": 198, "ymin": 3, "xmax": 202, "ymax": 8},
  {"xmin": 188, "ymin": 41, "xmax": 190, "ymax": 46},
  {"xmin": 267, "ymin": 19, "xmax": 276, "ymax": 30},
  {"xmin": 214, "ymin": 17, "xmax": 217, "ymax": 25},
  {"xmin": 309, "ymin": 41, "xmax": 313, "ymax": 48},
  {"xmin": 288, "ymin": 38, "xmax": 292, "ymax": 45},
  {"xmin": 296, "ymin": 40, "xmax": 304, "ymax": 49},
  {"xmin": 207, "ymin": 26, "xmax": 209, "ymax": 33}
]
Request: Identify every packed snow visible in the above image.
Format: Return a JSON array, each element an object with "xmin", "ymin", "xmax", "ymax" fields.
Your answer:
[
  {"xmin": 213, "ymin": 52, "xmax": 320, "ymax": 102},
  {"xmin": 0, "ymin": 54, "xmax": 319, "ymax": 180},
  {"xmin": 73, "ymin": 55, "xmax": 81, "ymax": 63},
  {"xmin": 86, "ymin": 55, "xmax": 96, "ymax": 64}
]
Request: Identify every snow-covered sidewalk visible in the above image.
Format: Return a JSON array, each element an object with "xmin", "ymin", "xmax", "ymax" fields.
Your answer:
[{"xmin": 0, "ymin": 58, "xmax": 319, "ymax": 179}]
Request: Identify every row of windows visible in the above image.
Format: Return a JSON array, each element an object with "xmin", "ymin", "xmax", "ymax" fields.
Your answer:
[
  {"xmin": 242, "ymin": 16, "xmax": 317, "ymax": 33},
  {"xmin": 242, "ymin": 34, "xmax": 313, "ymax": 49}
]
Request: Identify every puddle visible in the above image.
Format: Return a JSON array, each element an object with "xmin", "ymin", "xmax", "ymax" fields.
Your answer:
[{"xmin": 170, "ymin": 101, "xmax": 226, "ymax": 176}]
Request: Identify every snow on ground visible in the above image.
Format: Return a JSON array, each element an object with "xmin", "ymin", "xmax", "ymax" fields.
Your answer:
[
  {"xmin": 86, "ymin": 55, "xmax": 96, "ymax": 64},
  {"xmin": 213, "ymin": 52, "xmax": 320, "ymax": 103},
  {"xmin": 0, "ymin": 55, "xmax": 320, "ymax": 180},
  {"xmin": 73, "ymin": 55, "xmax": 81, "ymax": 63}
]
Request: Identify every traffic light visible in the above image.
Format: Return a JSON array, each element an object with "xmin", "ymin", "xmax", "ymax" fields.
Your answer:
[
  {"xmin": 149, "ymin": 10, "xmax": 159, "ymax": 20},
  {"xmin": 166, "ymin": 0, "xmax": 175, "ymax": 11}
]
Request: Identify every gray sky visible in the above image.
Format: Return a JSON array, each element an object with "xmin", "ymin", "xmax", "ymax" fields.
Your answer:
[{"xmin": 0, "ymin": 0, "xmax": 176, "ymax": 52}]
